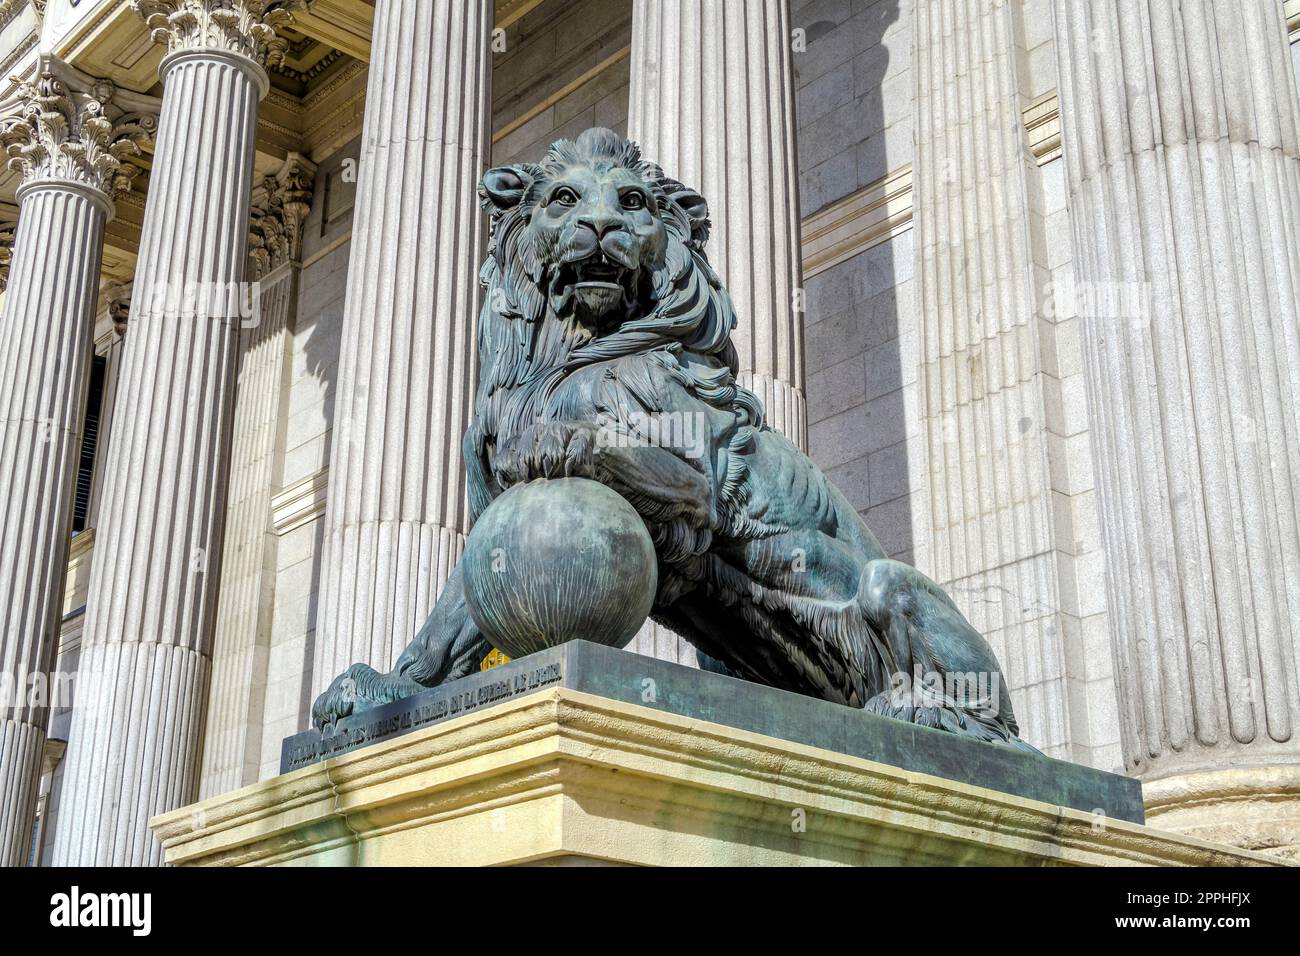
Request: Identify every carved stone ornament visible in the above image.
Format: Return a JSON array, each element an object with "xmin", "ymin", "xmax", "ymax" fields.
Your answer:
[
  {"xmin": 131, "ymin": 0, "xmax": 307, "ymax": 69},
  {"xmin": 107, "ymin": 282, "xmax": 133, "ymax": 336},
  {"xmin": 248, "ymin": 152, "xmax": 317, "ymax": 279},
  {"xmin": 0, "ymin": 217, "xmax": 16, "ymax": 292},
  {"xmin": 1, "ymin": 65, "xmax": 157, "ymax": 201}
]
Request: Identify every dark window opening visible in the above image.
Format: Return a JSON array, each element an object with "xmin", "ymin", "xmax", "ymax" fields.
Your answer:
[{"xmin": 71, "ymin": 354, "xmax": 107, "ymax": 535}]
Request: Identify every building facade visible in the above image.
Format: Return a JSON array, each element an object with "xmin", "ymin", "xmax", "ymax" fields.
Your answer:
[{"xmin": 0, "ymin": 0, "xmax": 1297, "ymax": 866}]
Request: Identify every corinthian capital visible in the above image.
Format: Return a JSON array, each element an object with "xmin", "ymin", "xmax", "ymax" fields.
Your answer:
[
  {"xmin": 132, "ymin": 0, "xmax": 306, "ymax": 69},
  {"xmin": 1, "ymin": 62, "xmax": 158, "ymax": 202},
  {"xmin": 248, "ymin": 152, "xmax": 317, "ymax": 278}
]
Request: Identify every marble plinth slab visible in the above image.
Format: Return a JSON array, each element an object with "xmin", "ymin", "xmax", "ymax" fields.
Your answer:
[{"xmin": 151, "ymin": 648, "xmax": 1278, "ymax": 866}]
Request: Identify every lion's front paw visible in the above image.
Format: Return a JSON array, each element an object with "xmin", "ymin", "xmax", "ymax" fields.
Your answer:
[
  {"xmin": 494, "ymin": 421, "xmax": 599, "ymax": 487},
  {"xmin": 311, "ymin": 663, "xmax": 401, "ymax": 730}
]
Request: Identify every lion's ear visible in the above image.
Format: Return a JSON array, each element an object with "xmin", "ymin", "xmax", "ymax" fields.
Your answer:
[
  {"xmin": 656, "ymin": 178, "xmax": 712, "ymax": 249},
  {"xmin": 480, "ymin": 165, "xmax": 536, "ymax": 211},
  {"xmin": 671, "ymin": 187, "xmax": 709, "ymax": 229}
]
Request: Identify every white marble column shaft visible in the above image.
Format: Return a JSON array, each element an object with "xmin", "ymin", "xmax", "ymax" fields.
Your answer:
[
  {"xmin": 52, "ymin": 1, "xmax": 290, "ymax": 864},
  {"xmin": 1053, "ymin": 0, "xmax": 1300, "ymax": 798},
  {"xmin": 199, "ymin": 157, "xmax": 313, "ymax": 798},
  {"xmin": 911, "ymin": 0, "xmax": 1072, "ymax": 753},
  {"xmin": 0, "ymin": 66, "xmax": 150, "ymax": 866},
  {"xmin": 628, "ymin": 0, "xmax": 806, "ymax": 445},
  {"xmin": 626, "ymin": 0, "xmax": 806, "ymax": 665},
  {"xmin": 0, "ymin": 184, "xmax": 109, "ymax": 867},
  {"xmin": 313, "ymin": 0, "xmax": 491, "ymax": 694}
]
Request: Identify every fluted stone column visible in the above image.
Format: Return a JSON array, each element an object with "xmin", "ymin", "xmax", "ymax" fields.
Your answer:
[
  {"xmin": 313, "ymin": 0, "xmax": 491, "ymax": 693},
  {"xmin": 1054, "ymin": 0, "xmax": 1300, "ymax": 856},
  {"xmin": 200, "ymin": 154, "xmax": 314, "ymax": 799},
  {"xmin": 910, "ymin": 0, "xmax": 1080, "ymax": 755},
  {"xmin": 52, "ymin": 0, "xmax": 301, "ymax": 867},
  {"xmin": 0, "ymin": 65, "xmax": 153, "ymax": 867},
  {"xmin": 626, "ymin": 0, "xmax": 806, "ymax": 665},
  {"xmin": 628, "ymin": 0, "xmax": 806, "ymax": 445}
]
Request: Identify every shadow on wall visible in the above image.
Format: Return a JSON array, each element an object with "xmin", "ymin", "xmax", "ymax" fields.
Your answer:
[
  {"xmin": 794, "ymin": 0, "xmax": 914, "ymax": 562},
  {"xmin": 290, "ymin": 142, "xmax": 363, "ymax": 718}
]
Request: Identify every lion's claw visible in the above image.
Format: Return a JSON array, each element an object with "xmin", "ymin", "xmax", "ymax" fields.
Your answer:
[
  {"xmin": 311, "ymin": 663, "xmax": 426, "ymax": 731},
  {"xmin": 493, "ymin": 421, "xmax": 599, "ymax": 488}
]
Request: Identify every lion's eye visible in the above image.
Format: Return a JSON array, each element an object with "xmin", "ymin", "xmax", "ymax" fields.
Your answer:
[
  {"xmin": 621, "ymin": 192, "xmax": 646, "ymax": 210},
  {"xmin": 552, "ymin": 188, "xmax": 579, "ymax": 206}
]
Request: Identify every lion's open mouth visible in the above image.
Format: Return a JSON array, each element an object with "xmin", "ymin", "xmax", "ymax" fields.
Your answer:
[
  {"xmin": 563, "ymin": 254, "xmax": 630, "ymax": 289},
  {"xmin": 551, "ymin": 253, "xmax": 638, "ymax": 325}
]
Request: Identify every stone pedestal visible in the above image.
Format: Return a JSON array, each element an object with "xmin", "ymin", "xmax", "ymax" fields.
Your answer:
[{"xmin": 152, "ymin": 645, "xmax": 1274, "ymax": 867}]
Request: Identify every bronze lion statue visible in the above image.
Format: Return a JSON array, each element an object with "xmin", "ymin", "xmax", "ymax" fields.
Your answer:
[{"xmin": 314, "ymin": 128, "xmax": 1035, "ymax": 751}]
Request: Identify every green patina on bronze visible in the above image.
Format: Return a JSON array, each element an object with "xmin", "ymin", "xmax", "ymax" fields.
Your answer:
[
  {"xmin": 462, "ymin": 477, "xmax": 656, "ymax": 658},
  {"xmin": 313, "ymin": 129, "xmax": 1040, "ymax": 754}
]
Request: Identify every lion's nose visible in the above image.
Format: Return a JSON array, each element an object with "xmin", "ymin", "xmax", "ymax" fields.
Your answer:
[{"xmin": 576, "ymin": 212, "xmax": 623, "ymax": 239}]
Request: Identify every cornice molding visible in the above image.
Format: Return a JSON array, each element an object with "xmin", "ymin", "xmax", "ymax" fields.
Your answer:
[
  {"xmin": 0, "ymin": 0, "xmax": 27, "ymax": 31},
  {"xmin": 1024, "ymin": 90, "xmax": 1061, "ymax": 164},
  {"xmin": 0, "ymin": 30, "xmax": 38, "ymax": 101},
  {"xmin": 270, "ymin": 467, "xmax": 329, "ymax": 535},
  {"xmin": 802, "ymin": 165, "xmax": 912, "ymax": 279},
  {"xmin": 802, "ymin": 91, "xmax": 1063, "ymax": 277}
]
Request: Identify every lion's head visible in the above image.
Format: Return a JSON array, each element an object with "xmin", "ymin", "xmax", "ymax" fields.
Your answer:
[
  {"xmin": 476, "ymin": 127, "xmax": 729, "ymax": 344},
  {"xmin": 467, "ymin": 128, "xmax": 762, "ymax": 516},
  {"xmin": 482, "ymin": 135, "xmax": 666, "ymax": 330}
]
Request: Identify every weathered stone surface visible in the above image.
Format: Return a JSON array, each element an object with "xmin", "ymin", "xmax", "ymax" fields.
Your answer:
[{"xmin": 1053, "ymin": 0, "xmax": 1300, "ymax": 852}]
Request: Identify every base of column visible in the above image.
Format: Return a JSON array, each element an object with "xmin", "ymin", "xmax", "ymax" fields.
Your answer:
[
  {"xmin": 1144, "ymin": 766, "xmax": 1300, "ymax": 862},
  {"xmin": 53, "ymin": 641, "xmax": 209, "ymax": 866},
  {"xmin": 0, "ymin": 719, "xmax": 43, "ymax": 865}
]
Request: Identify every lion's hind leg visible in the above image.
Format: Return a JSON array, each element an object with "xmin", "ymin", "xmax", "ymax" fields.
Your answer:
[{"xmin": 857, "ymin": 560, "xmax": 1039, "ymax": 752}]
